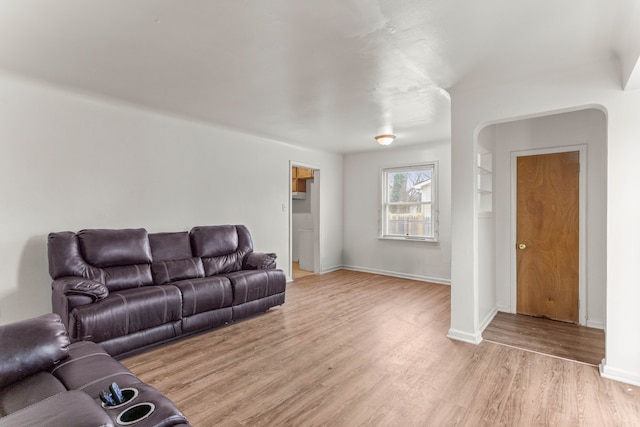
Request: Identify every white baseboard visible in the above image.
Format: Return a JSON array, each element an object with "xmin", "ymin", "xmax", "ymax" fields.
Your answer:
[
  {"xmin": 600, "ymin": 360, "xmax": 640, "ymax": 386},
  {"xmin": 587, "ymin": 319, "xmax": 605, "ymax": 330},
  {"xmin": 341, "ymin": 265, "xmax": 450, "ymax": 285},
  {"xmin": 319, "ymin": 265, "xmax": 343, "ymax": 274},
  {"xmin": 496, "ymin": 304, "xmax": 511, "ymax": 313},
  {"xmin": 447, "ymin": 328, "xmax": 483, "ymax": 345},
  {"xmin": 479, "ymin": 307, "xmax": 498, "ymax": 333}
]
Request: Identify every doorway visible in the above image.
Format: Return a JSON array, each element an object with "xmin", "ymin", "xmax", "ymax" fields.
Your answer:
[
  {"xmin": 487, "ymin": 145, "xmax": 602, "ymax": 366},
  {"xmin": 478, "ymin": 109, "xmax": 606, "ymax": 365},
  {"xmin": 516, "ymin": 151, "xmax": 579, "ymax": 323},
  {"xmin": 510, "ymin": 145, "xmax": 588, "ymax": 325},
  {"xmin": 290, "ymin": 161, "xmax": 320, "ymax": 280}
]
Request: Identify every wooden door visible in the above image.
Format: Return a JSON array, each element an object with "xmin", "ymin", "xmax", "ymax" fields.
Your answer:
[{"xmin": 516, "ymin": 151, "xmax": 579, "ymax": 323}]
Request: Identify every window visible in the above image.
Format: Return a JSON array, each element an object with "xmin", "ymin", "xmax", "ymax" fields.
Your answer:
[{"xmin": 380, "ymin": 163, "xmax": 437, "ymax": 241}]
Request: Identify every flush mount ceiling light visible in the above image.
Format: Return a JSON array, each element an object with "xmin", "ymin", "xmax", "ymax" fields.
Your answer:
[{"xmin": 375, "ymin": 134, "xmax": 395, "ymax": 146}]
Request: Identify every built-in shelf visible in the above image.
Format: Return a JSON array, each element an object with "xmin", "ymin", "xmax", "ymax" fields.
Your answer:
[
  {"xmin": 477, "ymin": 150, "xmax": 493, "ymax": 213},
  {"xmin": 477, "ymin": 173, "xmax": 492, "ymax": 193},
  {"xmin": 477, "ymin": 152, "xmax": 492, "ymax": 173}
]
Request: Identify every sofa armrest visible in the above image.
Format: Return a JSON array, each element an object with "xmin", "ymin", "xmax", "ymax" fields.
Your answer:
[
  {"xmin": 52, "ymin": 277, "xmax": 109, "ymax": 301},
  {"xmin": 51, "ymin": 278, "xmax": 109, "ymax": 332},
  {"xmin": 243, "ymin": 252, "xmax": 277, "ymax": 270},
  {"xmin": 0, "ymin": 313, "xmax": 70, "ymax": 389}
]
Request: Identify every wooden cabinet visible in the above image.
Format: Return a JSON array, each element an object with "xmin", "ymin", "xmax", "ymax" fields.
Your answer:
[
  {"xmin": 297, "ymin": 168, "xmax": 314, "ymax": 179},
  {"xmin": 292, "ymin": 167, "xmax": 314, "ymax": 193}
]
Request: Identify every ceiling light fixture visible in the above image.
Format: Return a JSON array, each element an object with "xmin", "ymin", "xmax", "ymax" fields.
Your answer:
[{"xmin": 375, "ymin": 134, "xmax": 395, "ymax": 146}]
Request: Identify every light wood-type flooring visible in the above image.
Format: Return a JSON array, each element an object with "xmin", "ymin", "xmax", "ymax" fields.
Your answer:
[
  {"xmin": 122, "ymin": 270, "xmax": 640, "ymax": 426},
  {"xmin": 292, "ymin": 261, "xmax": 314, "ymax": 280},
  {"xmin": 483, "ymin": 311, "xmax": 605, "ymax": 366}
]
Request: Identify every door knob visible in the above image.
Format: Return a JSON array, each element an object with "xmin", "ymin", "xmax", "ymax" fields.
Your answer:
[{"xmin": 518, "ymin": 243, "xmax": 527, "ymax": 250}]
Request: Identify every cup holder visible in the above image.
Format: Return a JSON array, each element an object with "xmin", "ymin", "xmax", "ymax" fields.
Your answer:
[
  {"xmin": 116, "ymin": 402, "xmax": 156, "ymax": 425},
  {"xmin": 101, "ymin": 388, "xmax": 139, "ymax": 409}
]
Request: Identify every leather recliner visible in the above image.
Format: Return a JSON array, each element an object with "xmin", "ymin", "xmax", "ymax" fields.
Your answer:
[
  {"xmin": 0, "ymin": 313, "xmax": 190, "ymax": 426},
  {"xmin": 48, "ymin": 225, "xmax": 287, "ymax": 357}
]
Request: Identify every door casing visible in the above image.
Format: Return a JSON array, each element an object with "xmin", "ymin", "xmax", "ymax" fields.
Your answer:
[{"xmin": 509, "ymin": 145, "xmax": 587, "ymax": 325}]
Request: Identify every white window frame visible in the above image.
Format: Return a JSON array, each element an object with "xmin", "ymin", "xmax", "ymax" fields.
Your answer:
[{"xmin": 379, "ymin": 162, "xmax": 438, "ymax": 242}]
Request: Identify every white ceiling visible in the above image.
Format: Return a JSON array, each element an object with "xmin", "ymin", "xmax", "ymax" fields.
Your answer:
[{"xmin": 0, "ymin": 1, "xmax": 636, "ymax": 153}]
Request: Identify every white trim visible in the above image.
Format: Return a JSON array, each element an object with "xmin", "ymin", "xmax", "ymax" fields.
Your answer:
[
  {"xmin": 509, "ymin": 145, "xmax": 588, "ymax": 325},
  {"xmin": 496, "ymin": 304, "xmax": 510, "ymax": 313},
  {"xmin": 376, "ymin": 236, "xmax": 439, "ymax": 243},
  {"xmin": 587, "ymin": 320, "xmax": 605, "ymax": 330},
  {"xmin": 342, "ymin": 265, "xmax": 450, "ymax": 285},
  {"xmin": 479, "ymin": 307, "xmax": 498, "ymax": 333},
  {"xmin": 319, "ymin": 265, "xmax": 343, "ymax": 275},
  {"xmin": 447, "ymin": 328, "xmax": 483, "ymax": 345},
  {"xmin": 600, "ymin": 360, "xmax": 640, "ymax": 386}
]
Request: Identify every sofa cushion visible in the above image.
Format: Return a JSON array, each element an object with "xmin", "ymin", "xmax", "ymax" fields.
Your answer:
[
  {"xmin": 149, "ymin": 231, "xmax": 192, "ymax": 262},
  {"xmin": 152, "ymin": 258, "xmax": 205, "ymax": 285},
  {"xmin": 68, "ymin": 285, "xmax": 182, "ymax": 343},
  {"xmin": 0, "ymin": 372, "xmax": 66, "ymax": 417},
  {"xmin": 86, "ymin": 264, "xmax": 154, "ymax": 293},
  {"xmin": 190, "ymin": 225, "xmax": 253, "ymax": 275},
  {"xmin": 190, "ymin": 225, "xmax": 241, "ymax": 257},
  {"xmin": 0, "ymin": 313, "xmax": 70, "ymax": 389},
  {"xmin": 48, "ymin": 231, "xmax": 154, "ymax": 292},
  {"xmin": 200, "ymin": 253, "xmax": 245, "ymax": 276},
  {"xmin": 172, "ymin": 276, "xmax": 233, "ymax": 316},
  {"xmin": 78, "ymin": 228, "xmax": 152, "ymax": 268},
  {"xmin": 225, "ymin": 269, "xmax": 287, "ymax": 305},
  {"xmin": 149, "ymin": 232, "xmax": 205, "ymax": 285}
]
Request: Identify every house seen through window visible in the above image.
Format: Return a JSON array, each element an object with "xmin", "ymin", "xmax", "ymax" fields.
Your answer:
[{"xmin": 380, "ymin": 163, "xmax": 437, "ymax": 241}]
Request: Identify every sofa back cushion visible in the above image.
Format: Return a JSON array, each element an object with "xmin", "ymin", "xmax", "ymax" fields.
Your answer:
[
  {"xmin": 0, "ymin": 314, "xmax": 70, "ymax": 389},
  {"xmin": 190, "ymin": 225, "xmax": 253, "ymax": 275},
  {"xmin": 149, "ymin": 232, "xmax": 204, "ymax": 284},
  {"xmin": 78, "ymin": 229, "xmax": 152, "ymax": 268},
  {"xmin": 48, "ymin": 229, "xmax": 153, "ymax": 292},
  {"xmin": 149, "ymin": 232, "xmax": 191, "ymax": 261}
]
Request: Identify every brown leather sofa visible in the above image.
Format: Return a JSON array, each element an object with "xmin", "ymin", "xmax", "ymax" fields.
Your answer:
[
  {"xmin": 0, "ymin": 313, "xmax": 190, "ymax": 426},
  {"xmin": 48, "ymin": 225, "xmax": 286, "ymax": 357}
]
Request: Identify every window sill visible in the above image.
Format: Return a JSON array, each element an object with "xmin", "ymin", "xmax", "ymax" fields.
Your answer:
[{"xmin": 378, "ymin": 236, "xmax": 439, "ymax": 243}]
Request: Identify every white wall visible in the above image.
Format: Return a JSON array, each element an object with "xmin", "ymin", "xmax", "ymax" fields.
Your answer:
[
  {"xmin": 449, "ymin": 58, "xmax": 640, "ymax": 385},
  {"xmin": 485, "ymin": 109, "xmax": 607, "ymax": 329},
  {"xmin": 342, "ymin": 142, "xmax": 451, "ymax": 284},
  {"xmin": 0, "ymin": 71, "xmax": 343, "ymax": 324}
]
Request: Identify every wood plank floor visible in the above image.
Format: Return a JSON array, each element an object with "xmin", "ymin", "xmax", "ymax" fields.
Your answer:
[
  {"xmin": 122, "ymin": 271, "xmax": 640, "ymax": 426},
  {"xmin": 483, "ymin": 311, "xmax": 605, "ymax": 366},
  {"xmin": 292, "ymin": 261, "xmax": 314, "ymax": 279}
]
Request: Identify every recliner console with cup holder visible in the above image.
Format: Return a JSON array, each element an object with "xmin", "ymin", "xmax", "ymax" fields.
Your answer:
[{"xmin": 0, "ymin": 313, "xmax": 190, "ymax": 426}]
